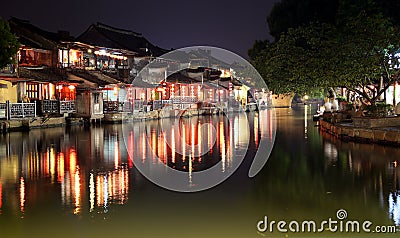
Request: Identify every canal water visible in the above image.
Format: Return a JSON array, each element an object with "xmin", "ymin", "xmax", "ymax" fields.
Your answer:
[{"xmin": 0, "ymin": 105, "xmax": 399, "ymax": 237}]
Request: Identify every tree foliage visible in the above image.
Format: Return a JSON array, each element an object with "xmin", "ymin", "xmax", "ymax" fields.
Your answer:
[
  {"xmin": 250, "ymin": 23, "xmax": 338, "ymax": 95},
  {"xmin": 251, "ymin": 0, "xmax": 400, "ymax": 105},
  {"xmin": 0, "ymin": 18, "xmax": 19, "ymax": 69}
]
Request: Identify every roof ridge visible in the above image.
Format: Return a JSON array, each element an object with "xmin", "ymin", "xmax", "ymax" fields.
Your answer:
[
  {"xmin": 91, "ymin": 24, "xmax": 132, "ymax": 51},
  {"xmin": 9, "ymin": 16, "xmax": 73, "ymax": 42},
  {"xmin": 95, "ymin": 22, "xmax": 142, "ymax": 37}
]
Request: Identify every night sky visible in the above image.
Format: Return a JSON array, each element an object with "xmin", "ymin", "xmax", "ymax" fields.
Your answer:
[{"xmin": 0, "ymin": 0, "xmax": 278, "ymax": 59}]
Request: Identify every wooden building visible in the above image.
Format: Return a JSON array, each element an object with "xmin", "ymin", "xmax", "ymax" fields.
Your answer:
[
  {"xmin": 76, "ymin": 22, "xmax": 167, "ymax": 83},
  {"xmin": 74, "ymin": 90, "xmax": 104, "ymax": 122}
]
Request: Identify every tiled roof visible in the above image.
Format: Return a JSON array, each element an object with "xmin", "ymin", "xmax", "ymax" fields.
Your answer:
[
  {"xmin": 9, "ymin": 17, "xmax": 74, "ymax": 48},
  {"xmin": 77, "ymin": 22, "xmax": 167, "ymax": 56},
  {"xmin": 18, "ymin": 67, "xmax": 70, "ymax": 83}
]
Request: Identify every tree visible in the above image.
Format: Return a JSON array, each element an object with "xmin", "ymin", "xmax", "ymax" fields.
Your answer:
[
  {"xmin": 333, "ymin": 12, "xmax": 400, "ymax": 105},
  {"xmin": 0, "ymin": 18, "xmax": 19, "ymax": 69},
  {"xmin": 251, "ymin": 0, "xmax": 400, "ymax": 106},
  {"xmin": 250, "ymin": 23, "xmax": 338, "ymax": 96}
]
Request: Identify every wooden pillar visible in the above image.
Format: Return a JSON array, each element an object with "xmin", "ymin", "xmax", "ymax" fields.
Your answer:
[{"xmin": 67, "ymin": 49, "xmax": 70, "ymax": 68}]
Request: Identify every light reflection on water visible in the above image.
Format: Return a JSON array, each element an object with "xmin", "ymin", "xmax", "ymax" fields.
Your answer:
[
  {"xmin": 389, "ymin": 191, "xmax": 400, "ymax": 226},
  {"xmin": 0, "ymin": 113, "xmax": 262, "ymax": 216},
  {"xmin": 0, "ymin": 107, "xmax": 399, "ymax": 236}
]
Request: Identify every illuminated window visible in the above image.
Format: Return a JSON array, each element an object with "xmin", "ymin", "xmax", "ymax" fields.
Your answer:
[{"xmin": 26, "ymin": 83, "xmax": 39, "ymax": 99}]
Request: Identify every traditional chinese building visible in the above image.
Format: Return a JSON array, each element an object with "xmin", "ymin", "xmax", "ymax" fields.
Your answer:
[
  {"xmin": 2, "ymin": 18, "xmax": 80, "ymax": 115},
  {"xmin": 75, "ymin": 22, "xmax": 167, "ymax": 82}
]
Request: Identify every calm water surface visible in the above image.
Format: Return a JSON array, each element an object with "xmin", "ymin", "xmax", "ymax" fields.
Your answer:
[{"xmin": 0, "ymin": 105, "xmax": 399, "ymax": 237}]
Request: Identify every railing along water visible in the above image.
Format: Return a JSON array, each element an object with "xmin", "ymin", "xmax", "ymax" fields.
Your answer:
[{"xmin": 9, "ymin": 102, "xmax": 36, "ymax": 118}]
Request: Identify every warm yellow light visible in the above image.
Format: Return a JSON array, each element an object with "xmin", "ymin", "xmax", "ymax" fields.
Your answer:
[
  {"xmin": 220, "ymin": 122, "xmax": 226, "ymax": 173},
  {"xmin": 114, "ymin": 141, "xmax": 119, "ymax": 169},
  {"xmin": 20, "ymin": 177, "xmax": 25, "ymax": 213},
  {"xmin": 69, "ymin": 50, "xmax": 79, "ymax": 62},
  {"xmin": 190, "ymin": 86, "xmax": 195, "ymax": 96},
  {"xmin": 57, "ymin": 153, "xmax": 65, "ymax": 183},
  {"xmin": 68, "ymin": 85, "xmax": 75, "ymax": 90},
  {"xmin": 89, "ymin": 173, "xmax": 95, "ymax": 212},
  {"xmin": 74, "ymin": 168, "xmax": 81, "ymax": 214},
  {"xmin": 50, "ymin": 148, "xmax": 56, "ymax": 179},
  {"xmin": 171, "ymin": 128, "xmax": 175, "ymax": 163}
]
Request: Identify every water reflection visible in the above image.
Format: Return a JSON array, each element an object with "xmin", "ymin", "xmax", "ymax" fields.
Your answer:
[
  {"xmin": 19, "ymin": 177, "xmax": 25, "ymax": 215},
  {"xmin": 123, "ymin": 116, "xmax": 243, "ymax": 173},
  {"xmin": 389, "ymin": 191, "xmax": 400, "ymax": 226},
  {"xmin": 319, "ymin": 114, "xmax": 400, "ymax": 228},
  {"xmin": 304, "ymin": 104, "xmax": 308, "ymax": 138},
  {"xmin": 0, "ymin": 107, "xmax": 399, "ymax": 236},
  {"xmin": 0, "ymin": 112, "xmax": 270, "ymax": 216},
  {"xmin": 0, "ymin": 127, "xmax": 132, "ymax": 216},
  {"xmin": 250, "ymin": 106, "xmax": 400, "ymax": 231},
  {"xmin": 94, "ymin": 166, "xmax": 129, "ymax": 213}
]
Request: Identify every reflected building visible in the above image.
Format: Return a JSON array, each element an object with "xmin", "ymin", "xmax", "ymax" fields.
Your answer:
[
  {"xmin": 389, "ymin": 191, "xmax": 400, "ymax": 226},
  {"xmin": 0, "ymin": 112, "xmax": 275, "ymax": 218},
  {"xmin": 0, "ymin": 125, "xmax": 131, "ymax": 216},
  {"xmin": 321, "ymin": 126, "xmax": 400, "ymax": 226},
  {"xmin": 92, "ymin": 166, "xmax": 129, "ymax": 213}
]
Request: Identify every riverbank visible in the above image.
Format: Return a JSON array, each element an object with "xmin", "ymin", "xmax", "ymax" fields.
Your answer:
[
  {"xmin": 0, "ymin": 117, "xmax": 70, "ymax": 133},
  {"xmin": 0, "ymin": 107, "xmax": 228, "ymax": 132},
  {"xmin": 319, "ymin": 119, "xmax": 400, "ymax": 146}
]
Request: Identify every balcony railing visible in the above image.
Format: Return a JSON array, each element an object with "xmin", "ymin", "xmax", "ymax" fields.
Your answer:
[
  {"xmin": 41, "ymin": 100, "xmax": 59, "ymax": 114},
  {"xmin": 134, "ymin": 101, "xmax": 143, "ymax": 111},
  {"xmin": 0, "ymin": 103, "xmax": 6, "ymax": 119},
  {"xmin": 171, "ymin": 96, "xmax": 198, "ymax": 104},
  {"xmin": 103, "ymin": 101, "xmax": 121, "ymax": 113},
  {"xmin": 102, "ymin": 98, "xmax": 202, "ymax": 114},
  {"xmin": 103, "ymin": 101, "xmax": 134, "ymax": 113},
  {"xmin": 60, "ymin": 100, "xmax": 75, "ymax": 113},
  {"xmin": 9, "ymin": 102, "xmax": 36, "ymax": 118},
  {"xmin": 0, "ymin": 100, "xmax": 76, "ymax": 119},
  {"xmin": 0, "ymin": 102, "xmax": 36, "ymax": 119},
  {"xmin": 103, "ymin": 100, "xmax": 160, "ymax": 113},
  {"xmin": 41, "ymin": 100, "xmax": 76, "ymax": 114}
]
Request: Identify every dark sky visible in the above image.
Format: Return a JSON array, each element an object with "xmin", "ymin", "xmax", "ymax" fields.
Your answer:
[{"xmin": 1, "ymin": 0, "xmax": 278, "ymax": 59}]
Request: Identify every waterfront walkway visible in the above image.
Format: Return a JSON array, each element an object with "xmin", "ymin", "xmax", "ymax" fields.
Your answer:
[{"xmin": 319, "ymin": 119, "xmax": 400, "ymax": 146}]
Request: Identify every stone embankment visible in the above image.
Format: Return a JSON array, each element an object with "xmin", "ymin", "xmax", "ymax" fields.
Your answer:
[{"xmin": 319, "ymin": 117, "xmax": 400, "ymax": 146}]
